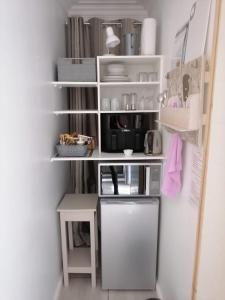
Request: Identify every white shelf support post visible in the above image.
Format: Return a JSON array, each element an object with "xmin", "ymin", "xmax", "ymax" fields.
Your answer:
[
  {"xmin": 90, "ymin": 213, "xmax": 96, "ymax": 288},
  {"xmin": 60, "ymin": 214, "xmax": 69, "ymax": 287}
]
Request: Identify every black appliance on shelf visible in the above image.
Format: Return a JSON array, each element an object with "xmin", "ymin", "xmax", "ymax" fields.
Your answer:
[{"xmin": 101, "ymin": 114, "xmax": 147, "ymax": 152}]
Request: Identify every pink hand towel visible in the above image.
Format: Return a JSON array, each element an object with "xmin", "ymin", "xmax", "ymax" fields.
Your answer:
[{"xmin": 161, "ymin": 133, "xmax": 183, "ymax": 197}]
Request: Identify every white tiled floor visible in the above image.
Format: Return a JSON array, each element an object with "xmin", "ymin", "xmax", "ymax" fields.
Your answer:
[{"xmin": 58, "ymin": 277, "xmax": 158, "ymax": 300}]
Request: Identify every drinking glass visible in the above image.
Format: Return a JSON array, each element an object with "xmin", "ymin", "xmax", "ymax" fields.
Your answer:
[
  {"xmin": 148, "ymin": 72, "xmax": 158, "ymax": 82},
  {"xmin": 138, "ymin": 96, "xmax": 145, "ymax": 110},
  {"xmin": 138, "ymin": 72, "xmax": 148, "ymax": 82},
  {"xmin": 130, "ymin": 93, "xmax": 137, "ymax": 110},
  {"xmin": 111, "ymin": 97, "xmax": 120, "ymax": 111},
  {"xmin": 122, "ymin": 93, "xmax": 130, "ymax": 110},
  {"xmin": 144, "ymin": 97, "xmax": 154, "ymax": 110},
  {"xmin": 101, "ymin": 98, "xmax": 111, "ymax": 111}
]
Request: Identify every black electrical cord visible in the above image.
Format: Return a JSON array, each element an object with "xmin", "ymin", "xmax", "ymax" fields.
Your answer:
[{"xmin": 109, "ymin": 166, "xmax": 119, "ymax": 195}]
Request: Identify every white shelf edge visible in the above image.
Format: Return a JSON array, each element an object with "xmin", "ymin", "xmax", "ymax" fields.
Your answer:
[
  {"xmin": 51, "ymin": 152, "xmax": 165, "ymax": 162},
  {"xmin": 52, "ymin": 81, "xmax": 98, "ymax": 88},
  {"xmin": 100, "ymin": 110, "xmax": 160, "ymax": 114},
  {"xmin": 99, "ymin": 81, "xmax": 160, "ymax": 86},
  {"xmin": 98, "ymin": 55, "xmax": 164, "ymax": 60},
  {"xmin": 53, "ymin": 110, "xmax": 98, "ymax": 115},
  {"xmin": 157, "ymin": 120, "xmax": 198, "ymax": 132}
]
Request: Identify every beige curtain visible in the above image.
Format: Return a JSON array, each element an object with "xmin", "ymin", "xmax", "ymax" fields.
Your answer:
[{"xmin": 66, "ymin": 16, "xmax": 141, "ymax": 194}]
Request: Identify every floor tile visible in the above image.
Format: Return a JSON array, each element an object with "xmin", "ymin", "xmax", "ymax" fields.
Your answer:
[
  {"xmin": 58, "ymin": 276, "xmax": 158, "ymax": 300},
  {"xmin": 58, "ymin": 277, "xmax": 108, "ymax": 300},
  {"xmin": 109, "ymin": 289, "xmax": 158, "ymax": 300}
]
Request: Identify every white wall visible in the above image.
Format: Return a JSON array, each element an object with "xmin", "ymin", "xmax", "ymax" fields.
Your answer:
[
  {"xmin": 142, "ymin": 1, "xmax": 215, "ymax": 300},
  {"xmin": 0, "ymin": 1, "xmax": 68, "ymax": 299},
  {"xmin": 196, "ymin": 1, "xmax": 225, "ymax": 299}
]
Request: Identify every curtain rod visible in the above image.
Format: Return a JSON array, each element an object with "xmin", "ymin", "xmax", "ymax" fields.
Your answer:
[{"xmin": 65, "ymin": 21, "xmax": 142, "ymax": 26}]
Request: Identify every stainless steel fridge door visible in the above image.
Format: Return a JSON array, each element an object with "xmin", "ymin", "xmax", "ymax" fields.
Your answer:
[{"xmin": 101, "ymin": 198, "xmax": 159, "ymax": 290}]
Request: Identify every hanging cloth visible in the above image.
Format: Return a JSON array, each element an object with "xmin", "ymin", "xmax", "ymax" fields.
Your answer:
[{"xmin": 161, "ymin": 134, "xmax": 183, "ymax": 197}]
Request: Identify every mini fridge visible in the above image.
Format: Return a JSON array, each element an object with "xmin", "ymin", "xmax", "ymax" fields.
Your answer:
[{"xmin": 100, "ymin": 197, "xmax": 159, "ymax": 290}]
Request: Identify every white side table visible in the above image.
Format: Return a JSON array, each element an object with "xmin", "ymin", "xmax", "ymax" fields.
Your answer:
[{"xmin": 57, "ymin": 194, "xmax": 98, "ymax": 287}]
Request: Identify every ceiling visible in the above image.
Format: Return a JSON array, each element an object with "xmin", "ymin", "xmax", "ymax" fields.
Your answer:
[{"xmin": 58, "ymin": 0, "xmax": 152, "ymax": 20}]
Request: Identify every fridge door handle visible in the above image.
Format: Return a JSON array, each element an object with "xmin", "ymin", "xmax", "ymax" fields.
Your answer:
[
  {"xmin": 101, "ymin": 199, "xmax": 159, "ymax": 205},
  {"xmin": 145, "ymin": 166, "xmax": 150, "ymax": 196}
]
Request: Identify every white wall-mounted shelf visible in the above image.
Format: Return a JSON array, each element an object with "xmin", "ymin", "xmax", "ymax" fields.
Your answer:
[
  {"xmin": 53, "ymin": 110, "xmax": 98, "ymax": 115},
  {"xmin": 51, "ymin": 149, "xmax": 165, "ymax": 162},
  {"xmin": 100, "ymin": 110, "xmax": 159, "ymax": 114},
  {"xmin": 98, "ymin": 55, "xmax": 163, "ymax": 64},
  {"xmin": 99, "ymin": 82, "xmax": 160, "ymax": 87},
  {"xmin": 160, "ymin": 56, "xmax": 208, "ymax": 146},
  {"xmin": 52, "ymin": 81, "xmax": 98, "ymax": 88},
  {"xmin": 157, "ymin": 120, "xmax": 197, "ymax": 132}
]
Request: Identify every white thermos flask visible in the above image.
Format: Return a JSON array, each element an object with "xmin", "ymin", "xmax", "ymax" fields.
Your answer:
[{"xmin": 141, "ymin": 18, "xmax": 157, "ymax": 55}]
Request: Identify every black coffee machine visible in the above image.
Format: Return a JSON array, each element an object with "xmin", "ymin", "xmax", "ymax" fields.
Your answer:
[{"xmin": 101, "ymin": 114, "xmax": 147, "ymax": 152}]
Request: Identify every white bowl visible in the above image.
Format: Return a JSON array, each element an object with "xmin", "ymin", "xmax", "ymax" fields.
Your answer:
[
  {"xmin": 123, "ymin": 149, "xmax": 133, "ymax": 156},
  {"xmin": 107, "ymin": 63, "xmax": 126, "ymax": 75}
]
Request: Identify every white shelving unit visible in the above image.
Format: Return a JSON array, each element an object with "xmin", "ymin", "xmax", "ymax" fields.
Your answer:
[
  {"xmin": 52, "ymin": 55, "xmax": 164, "ymax": 161},
  {"xmin": 51, "ymin": 149, "xmax": 165, "ymax": 162},
  {"xmin": 100, "ymin": 110, "xmax": 160, "ymax": 114}
]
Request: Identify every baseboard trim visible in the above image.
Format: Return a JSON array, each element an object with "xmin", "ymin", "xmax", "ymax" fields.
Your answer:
[
  {"xmin": 54, "ymin": 274, "xmax": 63, "ymax": 300},
  {"xmin": 156, "ymin": 282, "xmax": 164, "ymax": 300}
]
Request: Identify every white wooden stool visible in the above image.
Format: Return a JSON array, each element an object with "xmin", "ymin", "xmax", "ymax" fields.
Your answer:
[{"xmin": 57, "ymin": 194, "xmax": 98, "ymax": 287}]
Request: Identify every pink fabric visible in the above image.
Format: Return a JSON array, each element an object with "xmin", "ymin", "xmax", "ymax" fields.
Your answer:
[{"xmin": 161, "ymin": 134, "xmax": 183, "ymax": 197}]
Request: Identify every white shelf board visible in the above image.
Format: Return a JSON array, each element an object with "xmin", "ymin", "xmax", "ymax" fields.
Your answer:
[
  {"xmin": 53, "ymin": 110, "xmax": 98, "ymax": 115},
  {"xmin": 51, "ymin": 149, "xmax": 165, "ymax": 162},
  {"xmin": 100, "ymin": 110, "xmax": 159, "ymax": 114},
  {"xmin": 51, "ymin": 149, "xmax": 99, "ymax": 162},
  {"xmin": 99, "ymin": 152, "xmax": 165, "ymax": 161},
  {"xmin": 68, "ymin": 248, "xmax": 91, "ymax": 273},
  {"xmin": 52, "ymin": 81, "xmax": 98, "ymax": 88},
  {"xmin": 98, "ymin": 55, "xmax": 163, "ymax": 64},
  {"xmin": 157, "ymin": 120, "xmax": 198, "ymax": 132},
  {"xmin": 99, "ymin": 81, "xmax": 160, "ymax": 87}
]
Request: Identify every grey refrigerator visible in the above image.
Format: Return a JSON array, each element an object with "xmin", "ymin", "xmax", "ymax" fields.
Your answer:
[{"xmin": 101, "ymin": 197, "xmax": 159, "ymax": 290}]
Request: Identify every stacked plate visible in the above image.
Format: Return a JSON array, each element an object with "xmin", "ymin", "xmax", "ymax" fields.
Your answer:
[{"xmin": 102, "ymin": 63, "xmax": 130, "ymax": 82}]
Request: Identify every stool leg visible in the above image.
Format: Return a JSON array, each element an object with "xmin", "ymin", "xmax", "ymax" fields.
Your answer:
[
  {"xmin": 60, "ymin": 216, "xmax": 69, "ymax": 286},
  {"xmin": 68, "ymin": 221, "xmax": 74, "ymax": 250},
  {"xmin": 90, "ymin": 215, "xmax": 96, "ymax": 288}
]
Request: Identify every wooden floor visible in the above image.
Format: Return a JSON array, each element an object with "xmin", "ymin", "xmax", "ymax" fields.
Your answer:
[{"xmin": 58, "ymin": 277, "xmax": 159, "ymax": 300}]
